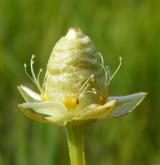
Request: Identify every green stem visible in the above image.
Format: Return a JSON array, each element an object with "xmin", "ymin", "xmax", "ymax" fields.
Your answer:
[{"xmin": 66, "ymin": 123, "xmax": 86, "ymax": 165}]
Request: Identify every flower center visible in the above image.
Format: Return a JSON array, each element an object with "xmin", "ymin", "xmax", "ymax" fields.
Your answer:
[{"xmin": 62, "ymin": 74, "xmax": 97, "ymax": 112}]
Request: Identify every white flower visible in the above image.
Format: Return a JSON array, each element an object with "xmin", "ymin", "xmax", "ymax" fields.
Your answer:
[{"xmin": 18, "ymin": 27, "xmax": 147, "ymax": 126}]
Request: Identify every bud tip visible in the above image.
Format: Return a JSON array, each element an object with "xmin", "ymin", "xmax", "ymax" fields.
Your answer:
[{"xmin": 65, "ymin": 27, "xmax": 83, "ymax": 40}]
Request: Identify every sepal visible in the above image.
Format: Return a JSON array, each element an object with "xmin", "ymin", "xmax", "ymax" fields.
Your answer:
[{"xmin": 108, "ymin": 92, "xmax": 147, "ymax": 118}]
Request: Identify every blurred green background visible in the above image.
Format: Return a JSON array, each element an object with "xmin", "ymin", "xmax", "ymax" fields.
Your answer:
[{"xmin": 0, "ymin": 0, "xmax": 160, "ymax": 164}]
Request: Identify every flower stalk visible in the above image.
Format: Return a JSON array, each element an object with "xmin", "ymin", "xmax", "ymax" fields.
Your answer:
[{"xmin": 66, "ymin": 123, "xmax": 85, "ymax": 165}]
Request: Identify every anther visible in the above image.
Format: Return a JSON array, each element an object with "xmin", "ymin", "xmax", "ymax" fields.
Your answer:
[{"xmin": 24, "ymin": 63, "xmax": 27, "ymax": 68}]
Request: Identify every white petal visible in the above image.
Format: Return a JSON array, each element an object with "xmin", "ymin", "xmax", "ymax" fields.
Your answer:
[
  {"xmin": 18, "ymin": 85, "xmax": 41, "ymax": 102},
  {"xmin": 74, "ymin": 100, "xmax": 116, "ymax": 120},
  {"xmin": 108, "ymin": 92, "xmax": 147, "ymax": 118},
  {"xmin": 19, "ymin": 101, "xmax": 67, "ymax": 116}
]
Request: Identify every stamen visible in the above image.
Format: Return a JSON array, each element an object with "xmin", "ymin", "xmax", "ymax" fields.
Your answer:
[
  {"xmin": 37, "ymin": 68, "xmax": 43, "ymax": 82},
  {"xmin": 30, "ymin": 55, "xmax": 37, "ymax": 83},
  {"xmin": 99, "ymin": 53, "xmax": 104, "ymax": 65},
  {"xmin": 80, "ymin": 83, "xmax": 90, "ymax": 97},
  {"xmin": 92, "ymin": 88, "xmax": 97, "ymax": 94},
  {"xmin": 24, "ymin": 63, "xmax": 33, "ymax": 81},
  {"xmin": 98, "ymin": 53, "xmax": 109, "ymax": 86},
  {"xmin": 81, "ymin": 89, "xmax": 97, "ymax": 95},
  {"xmin": 79, "ymin": 74, "xmax": 95, "ymax": 92},
  {"xmin": 24, "ymin": 55, "xmax": 43, "ymax": 93},
  {"xmin": 105, "ymin": 66, "xmax": 111, "ymax": 78},
  {"xmin": 107, "ymin": 56, "xmax": 122, "ymax": 85},
  {"xmin": 102, "ymin": 65, "xmax": 109, "ymax": 86},
  {"xmin": 78, "ymin": 74, "xmax": 97, "ymax": 98}
]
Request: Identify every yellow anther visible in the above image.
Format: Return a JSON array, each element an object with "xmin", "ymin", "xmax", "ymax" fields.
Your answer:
[{"xmin": 63, "ymin": 97, "xmax": 79, "ymax": 112}]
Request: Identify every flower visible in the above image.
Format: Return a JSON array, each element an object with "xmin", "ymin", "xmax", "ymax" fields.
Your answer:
[{"xmin": 18, "ymin": 27, "xmax": 147, "ymax": 126}]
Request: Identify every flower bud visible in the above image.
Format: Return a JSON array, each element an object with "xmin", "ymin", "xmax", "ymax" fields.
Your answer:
[
  {"xmin": 18, "ymin": 27, "xmax": 147, "ymax": 126},
  {"xmin": 44, "ymin": 27, "xmax": 108, "ymax": 112}
]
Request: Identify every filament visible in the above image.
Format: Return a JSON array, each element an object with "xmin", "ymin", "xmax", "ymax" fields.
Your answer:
[
  {"xmin": 107, "ymin": 56, "xmax": 122, "ymax": 85},
  {"xmin": 24, "ymin": 55, "xmax": 43, "ymax": 93}
]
